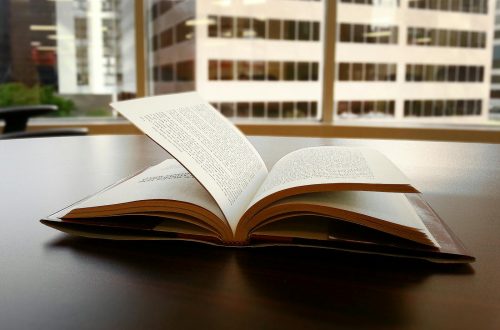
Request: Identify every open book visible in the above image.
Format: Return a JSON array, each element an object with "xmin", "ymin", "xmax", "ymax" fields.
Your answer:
[{"xmin": 41, "ymin": 92, "xmax": 474, "ymax": 263}]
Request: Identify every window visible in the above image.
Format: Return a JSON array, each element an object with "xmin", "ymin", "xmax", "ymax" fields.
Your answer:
[
  {"xmin": 3, "ymin": 0, "xmax": 497, "ymax": 129},
  {"xmin": 408, "ymin": 0, "xmax": 488, "ymax": 14},
  {"xmin": 406, "ymin": 64, "xmax": 484, "ymax": 82},
  {"xmin": 268, "ymin": 20, "xmax": 281, "ymax": 39},
  {"xmin": 220, "ymin": 61, "xmax": 234, "ymax": 80},
  {"xmin": 220, "ymin": 16, "xmax": 234, "ymax": 38},
  {"xmin": 207, "ymin": 15, "xmax": 320, "ymax": 42},
  {"xmin": 160, "ymin": 28, "xmax": 173, "ymax": 48},
  {"xmin": 161, "ymin": 64, "xmax": 174, "ymax": 82},
  {"xmin": 408, "ymin": 27, "xmax": 486, "ymax": 49},
  {"xmin": 236, "ymin": 17, "xmax": 250, "ymax": 38},
  {"xmin": 335, "ymin": 1, "xmax": 493, "ymax": 123},
  {"xmin": 340, "ymin": 23, "xmax": 399, "ymax": 44},
  {"xmin": 404, "ymin": 99, "xmax": 482, "ymax": 117},
  {"xmin": 338, "ymin": 62, "xmax": 397, "ymax": 81},
  {"xmin": 176, "ymin": 19, "xmax": 194, "ymax": 43},
  {"xmin": 337, "ymin": 100, "xmax": 395, "ymax": 119},
  {"xmin": 176, "ymin": 60, "xmax": 195, "ymax": 81}
]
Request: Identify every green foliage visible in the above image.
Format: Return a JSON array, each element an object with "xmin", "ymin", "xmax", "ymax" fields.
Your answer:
[
  {"xmin": 85, "ymin": 107, "xmax": 111, "ymax": 117},
  {"xmin": 0, "ymin": 83, "xmax": 75, "ymax": 117}
]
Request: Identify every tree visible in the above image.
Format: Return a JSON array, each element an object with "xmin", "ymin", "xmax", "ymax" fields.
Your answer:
[{"xmin": 0, "ymin": 83, "xmax": 75, "ymax": 116}]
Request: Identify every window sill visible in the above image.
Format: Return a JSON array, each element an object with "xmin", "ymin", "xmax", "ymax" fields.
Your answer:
[{"xmin": 7, "ymin": 118, "xmax": 500, "ymax": 143}]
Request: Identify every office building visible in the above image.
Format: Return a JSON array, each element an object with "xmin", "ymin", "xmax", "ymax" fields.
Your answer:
[
  {"xmin": 336, "ymin": 0, "xmax": 492, "ymax": 122},
  {"xmin": 149, "ymin": 0, "xmax": 493, "ymax": 122},
  {"xmin": 149, "ymin": 0, "xmax": 323, "ymax": 120},
  {"xmin": 55, "ymin": 0, "xmax": 123, "ymax": 96},
  {"xmin": 2, "ymin": 0, "xmax": 57, "ymax": 87}
]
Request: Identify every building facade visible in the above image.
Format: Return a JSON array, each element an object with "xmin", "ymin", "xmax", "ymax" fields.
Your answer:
[
  {"xmin": 55, "ymin": 0, "xmax": 123, "ymax": 96},
  {"xmin": 149, "ymin": 0, "xmax": 323, "ymax": 121},
  {"xmin": 2, "ymin": 0, "xmax": 58, "ymax": 87},
  {"xmin": 336, "ymin": 0, "xmax": 492, "ymax": 122},
  {"xmin": 150, "ymin": 0, "xmax": 493, "ymax": 122}
]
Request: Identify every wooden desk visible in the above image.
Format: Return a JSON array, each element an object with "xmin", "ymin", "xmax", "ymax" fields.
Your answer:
[{"xmin": 1, "ymin": 135, "xmax": 499, "ymax": 329}]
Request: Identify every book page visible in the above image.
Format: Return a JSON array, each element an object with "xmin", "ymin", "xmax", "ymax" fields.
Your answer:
[
  {"xmin": 111, "ymin": 92, "xmax": 268, "ymax": 231},
  {"xmin": 265, "ymin": 191, "xmax": 439, "ymax": 246},
  {"xmin": 70, "ymin": 159, "xmax": 225, "ymax": 221},
  {"xmin": 248, "ymin": 146, "xmax": 413, "ymax": 208}
]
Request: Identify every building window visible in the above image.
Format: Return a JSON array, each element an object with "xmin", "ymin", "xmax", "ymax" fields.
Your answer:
[
  {"xmin": 340, "ymin": 0, "xmax": 400, "ymax": 6},
  {"xmin": 151, "ymin": 0, "xmax": 184, "ymax": 20},
  {"xmin": 160, "ymin": 28, "xmax": 174, "ymax": 48},
  {"xmin": 176, "ymin": 19, "xmax": 195, "ymax": 43},
  {"xmin": 337, "ymin": 100, "xmax": 396, "ymax": 118},
  {"xmin": 408, "ymin": 0, "xmax": 487, "ymax": 14},
  {"xmin": 404, "ymin": 99, "xmax": 482, "ymax": 117},
  {"xmin": 407, "ymin": 27, "xmax": 486, "ymax": 48},
  {"xmin": 337, "ymin": 63, "xmax": 397, "ymax": 81},
  {"xmin": 221, "ymin": 16, "xmax": 234, "ymax": 38},
  {"xmin": 491, "ymin": 75, "xmax": 500, "ymax": 84},
  {"xmin": 209, "ymin": 60, "xmax": 319, "ymax": 82},
  {"xmin": 406, "ymin": 64, "xmax": 484, "ymax": 82},
  {"xmin": 211, "ymin": 101, "xmax": 318, "ymax": 120},
  {"xmin": 161, "ymin": 64, "xmax": 174, "ymax": 82},
  {"xmin": 176, "ymin": 60, "xmax": 195, "ymax": 81},
  {"xmin": 208, "ymin": 15, "xmax": 320, "ymax": 41},
  {"xmin": 339, "ymin": 23, "xmax": 399, "ymax": 44}
]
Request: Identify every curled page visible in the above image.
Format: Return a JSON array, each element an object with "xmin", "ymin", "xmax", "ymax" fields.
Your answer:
[{"xmin": 111, "ymin": 92, "xmax": 268, "ymax": 232}]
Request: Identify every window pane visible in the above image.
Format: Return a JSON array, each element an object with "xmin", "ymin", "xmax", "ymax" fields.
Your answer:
[
  {"xmin": 297, "ymin": 62, "xmax": 310, "ymax": 81},
  {"xmin": 298, "ymin": 21, "xmax": 311, "ymax": 41},
  {"xmin": 220, "ymin": 61, "xmax": 234, "ymax": 80},
  {"xmin": 209, "ymin": 60, "xmax": 218, "ymax": 80},
  {"xmin": 268, "ymin": 19, "xmax": 281, "ymax": 40},
  {"xmin": 252, "ymin": 102, "xmax": 265, "ymax": 117},
  {"xmin": 176, "ymin": 19, "xmax": 194, "ymax": 43},
  {"xmin": 237, "ymin": 61, "xmax": 250, "ymax": 80},
  {"xmin": 283, "ymin": 20, "xmax": 296, "ymax": 40},
  {"xmin": 161, "ymin": 64, "xmax": 174, "ymax": 82},
  {"xmin": 284, "ymin": 62, "xmax": 296, "ymax": 80},
  {"xmin": 160, "ymin": 28, "xmax": 173, "ymax": 48},
  {"xmin": 236, "ymin": 17, "xmax": 250, "ymax": 38},
  {"xmin": 253, "ymin": 18, "xmax": 265, "ymax": 39},
  {"xmin": 339, "ymin": 63, "xmax": 350, "ymax": 81},
  {"xmin": 220, "ymin": 102, "xmax": 235, "ymax": 117},
  {"xmin": 0, "ymin": 0, "xmax": 136, "ymax": 119},
  {"xmin": 352, "ymin": 63, "xmax": 363, "ymax": 81},
  {"xmin": 208, "ymin": 16, "xmax": 218, "ymax": 37},
  {"xmin": 267, "ymin": 102, "xmax": 280, "ymax": 118},
  {"xmin": 340, "ymin": 23, "xmax": 351, "ymax": 42},
  {"xmin": 365, "ymin": 64, "xmax": 375, "ymax": 81},
  {"xmin": 335, "ymin": 2, "xmax": 494, "ymax": 122},
  {"xmin": 237, "ymin": 102, "xmax": 250, "ymax": 117},
  {"xmin": 267, "ymin": 61, "xmax": 281, "ymax": 80},
  {"xmin": 220, "ymin": 16, "xmax": 234, "ymax": 38},
  {"xmin": 252, "ymin": 61, "xmax": 265, "ymax": 80},
  {"xmin": 176, "ymin": 60, "xmax": 195, "ymax": 81}
]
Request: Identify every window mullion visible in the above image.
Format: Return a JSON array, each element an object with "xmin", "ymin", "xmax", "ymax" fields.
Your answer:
[
  {"xmin": 135, "ymin": 0, "xmax": 147, "ymax": 97},
  {"xmin": 321, "ymin": 0, "xmax": 336, "ymax": 123}
]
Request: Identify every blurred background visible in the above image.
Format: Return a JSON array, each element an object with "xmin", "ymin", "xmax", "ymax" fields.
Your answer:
[{"xmin": 0, "ymin": 0, "xmax": 499, "ymax": 131}]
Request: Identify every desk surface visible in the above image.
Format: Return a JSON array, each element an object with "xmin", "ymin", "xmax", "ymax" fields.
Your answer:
[{"xmin": 1, "ymin": 135, "xmax": 499, "ymax": 329}]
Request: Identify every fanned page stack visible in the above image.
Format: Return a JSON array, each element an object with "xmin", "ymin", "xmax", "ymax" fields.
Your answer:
[{"xmin": 41, "ymin": 92, "xmax": 474, "ymax": 263}]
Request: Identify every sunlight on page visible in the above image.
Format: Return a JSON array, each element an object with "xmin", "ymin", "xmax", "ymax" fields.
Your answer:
[{"xmin": 111, "ymin": 92, "xmax": 268, "ymax": 232}]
